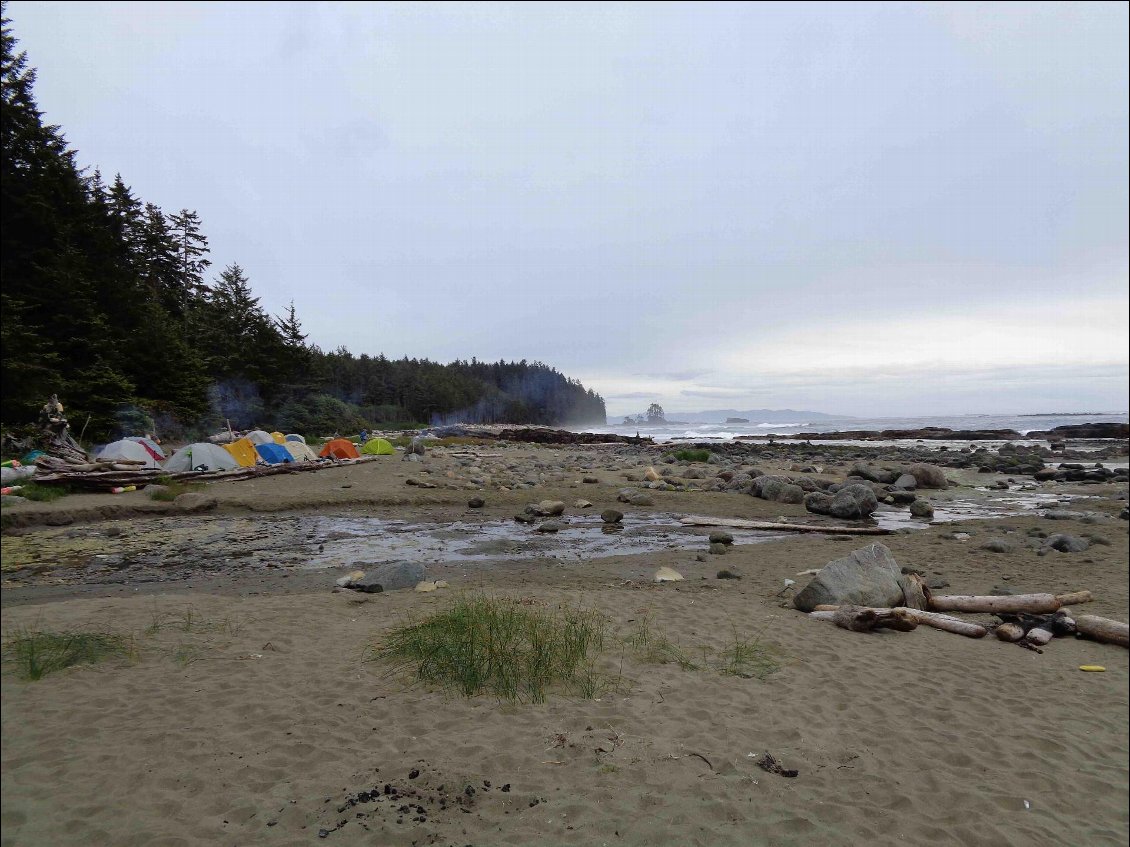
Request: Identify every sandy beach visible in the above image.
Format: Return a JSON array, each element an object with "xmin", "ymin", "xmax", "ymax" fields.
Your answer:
[{"xmin": 2, "ymin": 442, "xmax": 1128, "ymax": 847}]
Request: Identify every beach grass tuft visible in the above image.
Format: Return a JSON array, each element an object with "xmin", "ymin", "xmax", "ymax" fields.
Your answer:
[
  {"xmin": 13, "ymin": 482, "xmax": 72, "ymax": 502},
  {"xmin": 712, "ymin": 631, "xmax": 781, "ymax": 680},
  {"xmin": 3, "ymin": 627, "xmax": 135, "ymax": 680},
  {"xmin": 625, "ymin": 615, "xmax": 698, "ymax": 670},
  {"xmin": 148, "ymin": 480, "xmax": 205, "ymax": 501},
  {"xmin": 373, "ymin": 595, "xmax": 607, "ymax": 702}
]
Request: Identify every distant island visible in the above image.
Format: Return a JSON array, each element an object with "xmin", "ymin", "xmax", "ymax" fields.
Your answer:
[{"xmin": 612, "ymin": 407, "xmax": 845, "ymax": 425}]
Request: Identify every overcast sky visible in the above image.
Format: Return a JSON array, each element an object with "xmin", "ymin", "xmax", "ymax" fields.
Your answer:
[{"xmin": 8, "ymin": 1, "xmax": 1128, "ymax": 417}]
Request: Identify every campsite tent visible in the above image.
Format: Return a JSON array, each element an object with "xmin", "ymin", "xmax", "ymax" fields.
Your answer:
[
  {"xmin": 244, "ymin": 430, "xmax": 274, "ymax": 446},
  {"xmin": 125, "ymin": 436, "xmax": 166, "ymax": 461},
  {"xmin": 255, "ymin": 443, "xmax": 293, "ymax": 465},
  {"xmin": 270, "ymin": 431, "xmax": 287, "ymax": 445},
  {"xmin": 224, "ymin": 437, "xmax": 259, "ymax": 467},
  {"xmin": 285, "ymin": 434, "xmax": 306, "ymax": 444},
  {"xmin": 283, "ymin": 442, "xmax": 318, "ymax": 463},
  {"xmin": 361, "ymin": 437, "xmax": 396, "ymax": 456},
  {"xmin": 96, "ymin": 439, "xmax": 161, "ymax": 469},
  {"xmin": 319, "ymin": 438, "xmax": 360, "ymax": 460},
  {"xmin": 163, "ymin": 442, "xmax": 239, "ymax": 472}
]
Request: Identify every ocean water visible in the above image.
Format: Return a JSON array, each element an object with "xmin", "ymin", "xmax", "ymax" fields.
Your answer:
[{"xmin": 581, "ymin": 412, "xmax": 1129, "ymax": 444}]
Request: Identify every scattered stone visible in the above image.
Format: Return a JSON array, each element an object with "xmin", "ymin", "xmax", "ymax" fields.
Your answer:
[
  {"xmin": 350, "ymin": 562, "xmax": 427, "ymax": 593},
  {"xmin": 716, "ymin": 569, "xmax": 741, "ymax": 579},
  {"xmin": 909, "ymin": 500, "xmax": 934, "ymax": 519},
  {"xmin": 980, "ymin": 538, "xmax": 1015, "ymax": 554},
  {"xmin": 629, "ymin": 493, "xmax": 655, "ymax": 507},
  {"xmin": 925, "ymin": 576, "xmax": 949, "ymax": 590},
  {"xmin": 1044, "ymin": 533, "xmax": 1089, "ymax": 553},
  {"xmin": 804, "ymin": 484, "xmax": 878, "ymax": 520},
  {"xmin": 535, "ymin": 520, "xmax": 564, "ymax": 533},
  {"xmin": 708, "ymin": 542, "xmax": 728, "ymax": 555},
  {"xmin": 467, "ymin": 496, "xmax": 485, "ymax": 508},
  {"xmin": 538, "ymin": 500, "xmax": 566, "ymax": 516},
  {"xmin": 708, "ymin": 531, "xmax": 734, "ymax": 545},
  {"xmin": 892, "ymin": 473, "xmax": 918, "ymax": 490},
  {"xmin": 654, "ymin": 566, "xmax": 684, "ymax": 583},
  {"xmin": 335, "ymin": 570, "xmax": 366, "ymax": 588},
  {"xmin": 906, "ymin": 464, "xmax": 949, "ymax": 489},
  {"xmin": 574, "ymin": 499, "xmax": 593, "ymax": 509},
  {"xmin": 582, "ymin": 476, "xmax": 599, "ymax": 484},
  {"xmin": 644, "ymin": 467, "xmax": 662, "ymax": 482},
  {"xmin": 513, "ymin": 512, "xmax": 537, "ymax": 524},
  {"xmin": 600, "ymin": 509, "xmax": 624, "ymax": 524},
  {"xmin": 174, "ymin": 492, "xmax": 218, "ymax": 512}
]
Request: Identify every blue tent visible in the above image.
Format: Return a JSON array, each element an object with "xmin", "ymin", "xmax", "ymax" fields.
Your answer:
[{"xmin": 255, "ymin": 443, "xmax": 294, "ymax": 465}]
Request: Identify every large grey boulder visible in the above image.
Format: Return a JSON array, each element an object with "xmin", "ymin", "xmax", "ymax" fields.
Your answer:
[
  {"xmin": 804, "ymin": 484, "xmax": 878, "ymax": 520},
  {"xmin": 849, "ymin": 463, "xmax": 899, "ymax": 484},
  {"xmin": 751, "ymin": 476, "xmax": 805, "ymax": 504},
  {"xmin": 893, "ymin": 474, "xmax": 918, "ymax": 490},
  {"xmin": 907, "ymin": 464, "xmax": 948, "ymax": 489},
  {"xmin": 794, "ymin": 543, "xmax": 916, "ymax": 612},
  {"xmin": 1044, "ymin": 533, "xmax": 1089, "ymax": 553},
  {"xmin": 350, "ymin": 562, "xmax": 427, "ymax": 593}
]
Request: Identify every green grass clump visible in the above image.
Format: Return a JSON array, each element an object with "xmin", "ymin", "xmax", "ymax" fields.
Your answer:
[
  {"xmin": 373, "ymin": 595, "xmax": 607, "ymax": 702},
  {"xmin": 670, "ymin": 449, "xmax": 712, "ymax": 463},
  {"xmin": 3, "ymin": 627, "xmax": 135, "ymax": 680},
  {"xmin": 713, "ymin": 631, "xmax": 781, "ymax": 680},
  {"xmin": 11, "ymin": 483, "xmax": 71, "ymax": 502},
  {"xmin": 625, "ymin": 615, "xmax": 698, "ymax": 670}
]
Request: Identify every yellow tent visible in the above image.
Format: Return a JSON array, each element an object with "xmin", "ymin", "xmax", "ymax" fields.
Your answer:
[
  {"xmin": 271, "ymin": 431, "xmax": 287, "ymax": 445},
  {"xmin": 223, "ymin": 437, "xmax": 258, "ymax": 467},
  {"xmin": 361, "ymin": 437, "xmax": 396, "ymax": 456}
]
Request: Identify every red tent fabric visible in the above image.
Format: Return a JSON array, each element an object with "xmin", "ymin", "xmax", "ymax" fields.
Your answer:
[{"xmin": 318, "ymin": 438, "xmax": 360, "ymax": 460}]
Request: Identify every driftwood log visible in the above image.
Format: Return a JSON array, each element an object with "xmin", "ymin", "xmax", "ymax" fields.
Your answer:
[
  {"xmin": 832, "ymin": 606, "xmax": 918, "ymax": 633},
  {"xmin": 812, "ymin": 605, "xmax": 986, "ymax": 638},
  {"xmin": 1054, "ymin": 591, "xmax": 1093, "ymax": 606},
  {"xmin": 680, "ymin": 516, "xmax": 891, "ymax": 536},
  {"xmin": 1075, "ymin": 615, "xmax": 1130, "ymax": 648},
  {"xmin": 927, "ymin": 593, "xmax": 1061, "ymax": 615}
]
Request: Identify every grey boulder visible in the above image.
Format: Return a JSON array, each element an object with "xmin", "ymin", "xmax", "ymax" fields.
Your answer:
[
  {"xmin": 350, "ymin": 562, "xmax": 427, "ymax": 593},
  {"xmin": 907, "ymin": 464, "xmax": 948, "ymax": 489},
  {"xmin": 793, "ymin": 543, "xmax": 917, "ymax": 612},
  {"xmin": 804, "ymin": 484, "xmax": 878, "ymax": 520},
  {"xmin": 1044, "ymin": 533, "xmax": 1089, "ymax": 553}
]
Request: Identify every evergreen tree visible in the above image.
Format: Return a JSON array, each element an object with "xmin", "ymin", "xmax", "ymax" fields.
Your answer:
[{"xmin": 168, "ymin": 208, "xmax": 210, "ymax": 296}]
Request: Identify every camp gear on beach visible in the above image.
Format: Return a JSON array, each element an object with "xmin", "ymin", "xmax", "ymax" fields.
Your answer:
[
  {"xmin": 110, "ymin": 485, "xmax": 136, "ymax": 494},
  {"xmin": 96, "ymin": 439, "xmax": 161, "ymax": 469},
  {"xmin": 1079, "ymin": 666, "xmax": 1106, "ymax": 672},
  {"xmin": 283, "ymin": 442, "xmax": 318, "ymax": 462},
  {"xmin": 270, "ymin": 431, "xmax": 287, "ymax": 444},
  {"xmin": 255, "ymin": 443, "xmax": 293, "ymax": 464},
  {"xmin": 361, "ymin": 437, "xmax": 396, "ymax": 455},
  {"xmin": 125, "ymin": 436, "xmax": 166, "ymax": 460},
  {"xmin": 243, "ymin": 430, "xmax": 275, "ymax": 446},
  {"xmin": 319, "ymin": 438, "xmax": 360, "ymax": 460},
  {"xmin": 284, "ymin": 434, "xmax": 306, "ymax": 444},
  {"xmin": 224, "ymin": 437, "xmax": 259, "ymax": 467},
  {"xmin": 163, "ymin": 443, "xmax": 240, "ymax": 472}
]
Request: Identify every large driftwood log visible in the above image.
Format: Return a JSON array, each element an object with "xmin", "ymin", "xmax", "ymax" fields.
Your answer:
[
  {"xmin": 680, "ymin": 516, "xmax": 891, "ymax": 535},
  {"xmin": 928, "ymin": 593, "xmax": 1061, "ymax": 615},
  {"xmin": 812, "ymin": 605, "xmax": 985, "ymax": 638},
  {"xmin": 1054, "ymin": 591, "xmax": 1093, "ymax": 606},
  {"xmin": 1075, "ymin": 615, "xmax": 1129, "ymax": 648},
  {"xmin": 830, "ymin": 606, "xmax": 918, "ymax": 633}
]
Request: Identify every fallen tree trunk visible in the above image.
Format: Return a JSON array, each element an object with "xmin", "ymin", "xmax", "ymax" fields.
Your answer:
[
  {"xmin": 832, "ymin": 605, "xmax": 918, "ymax": 633},
  {"xmin": 812, "ymin": 605, "xmax": 985, "ymax": 637},
  {"xmin": 928, "ymin": 593, "xmax": 1061, "ymax": 615},
  {"xmin": 1054, "ymin": 590, "xmax": 1093, "ymax": 606},
  {"xmin": 680, "ymin": 516, "xmax": 891, "ymax": 535},
  {"xmin": 1075, "ymin": 615, "xmax": 1129, "ymax": 648}
]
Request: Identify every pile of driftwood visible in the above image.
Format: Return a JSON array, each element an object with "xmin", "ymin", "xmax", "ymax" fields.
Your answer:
[
  {"xmin": 809, "ymin": 584, "xmax": 1129, "ymax": 652},
  {"xmin": 30, "ymin": 454, "xmax": 379, "ymax": 492}
]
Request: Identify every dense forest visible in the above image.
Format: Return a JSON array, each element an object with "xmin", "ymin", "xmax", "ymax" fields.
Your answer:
[{"xmin": 0, "ymin": 12, "xmax": 605, "ymax": 442}]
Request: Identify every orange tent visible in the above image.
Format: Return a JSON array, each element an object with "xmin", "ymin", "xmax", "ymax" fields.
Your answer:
[{"xmin": 319, "ymin": 438, "xmax": 360, "ymax": 460}]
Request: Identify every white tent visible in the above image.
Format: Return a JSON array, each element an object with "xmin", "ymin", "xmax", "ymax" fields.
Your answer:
[
  {"xmin": 96, "ymin": 439, "xmax": 161, "ymax": 469},
  {"xmin": 244, "ymin": 430, "xmax": 275, "ymax": 446},
  {"xmin": 163, "ymin": 442, "xmax": 240, "ymax": 472},
  {"xmin": 284, "ymin": 433, "xmax": 306, "ymax": 444},
  {"xmin": 283, "ymin": 442, "xmax": 319, "ymax": 463},
  {"xmin": 125, "ymin": 435, "xmax": 166, "ymax": 459}
]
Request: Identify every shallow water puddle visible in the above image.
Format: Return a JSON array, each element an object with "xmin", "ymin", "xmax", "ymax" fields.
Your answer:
[
  {"xmin": 302, "ymin": 513, "xmax": 788, "ymax": 570},
  {"xmin": 872, "ymin": 489, "xmax": 1084, "ymax": 531}
]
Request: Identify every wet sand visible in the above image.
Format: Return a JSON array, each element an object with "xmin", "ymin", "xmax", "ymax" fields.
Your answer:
[{"xmin": 2, "ymin": 444, "xmax": 1128, "ymax": 846}]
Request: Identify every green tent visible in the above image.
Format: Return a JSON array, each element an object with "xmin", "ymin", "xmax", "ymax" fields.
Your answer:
[{"xmin": 361, "ymin": 437, "xmax": 396, "ymax": 456}]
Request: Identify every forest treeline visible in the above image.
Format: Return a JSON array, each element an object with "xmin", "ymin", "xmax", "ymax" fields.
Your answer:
[{"xmin": 0, "ymin": 12, "xmax": 605, "ymax": 441}]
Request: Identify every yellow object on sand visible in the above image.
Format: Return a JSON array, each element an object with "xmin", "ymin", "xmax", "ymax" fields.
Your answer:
[
  {"xmin": 271, "ymin": 431, "xmax": 286, "ymax": 444},
  {"xmin": 1078, "ymin": 665, "xmax": 1106, "ymax": 672}
]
